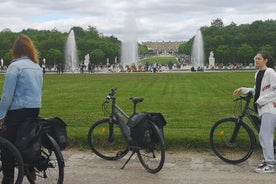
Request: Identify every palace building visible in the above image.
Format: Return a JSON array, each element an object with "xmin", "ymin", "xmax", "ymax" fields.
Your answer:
[{"xmin": 142, "ymin": 41, "xmax": 184, "ymax": 54}]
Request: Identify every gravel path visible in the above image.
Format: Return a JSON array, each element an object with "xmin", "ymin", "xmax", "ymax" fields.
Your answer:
[{"xmin": 62, "ymin": 149, "xmax": 275, "ymax": 184}]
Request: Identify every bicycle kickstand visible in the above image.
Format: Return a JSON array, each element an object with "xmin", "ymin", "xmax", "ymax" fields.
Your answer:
[{"xmin": 121, "ymin": 150, "xmax": 135, "ymax": 170}]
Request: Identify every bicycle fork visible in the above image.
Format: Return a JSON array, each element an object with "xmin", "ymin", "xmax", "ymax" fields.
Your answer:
[{"xmin": 228, "ymin": 118, "xmax": 242, "ymax": 144}]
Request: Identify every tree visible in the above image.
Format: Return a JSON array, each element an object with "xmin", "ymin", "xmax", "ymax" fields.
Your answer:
[
  {"xmin": 178, "ymin": 42, "xmax": 191, "ymax": 55},
  {"xmin": 86, "ymin": 26, "xmax": 100, "ymax": 38},
  {"xmin": 71, "ymin": 26, "xmax": 85, "ymax": 37},
  {"xmin": 215, "ymin": 45, "xmax": 231, "ymax": 64},
  {"xmin": 211, "ymin": 18, "xmax": 224, "ymax": 28},
  {"xmin": 90, "ymin": 49, "xmax": 105, "ymax": 64},
  {"xmin": 1, "ymin": 28, "xmax": 12, "ymax": 32},
  {"xmin": 47, "ymin": 48, "xmax": 63, "ymax": 66},
  {"xmin": 237, "ymin": 44, "xmax": 254, "ymax": 66},
  {"xmin": 139, "ymin": 44, "xmax": 148, "ymax": 56},
  {"xmin": 260, "ymin": 44, "xmax": 274, "ymax": 55}
]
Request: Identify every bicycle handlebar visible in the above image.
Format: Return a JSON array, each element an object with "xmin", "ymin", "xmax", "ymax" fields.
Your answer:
[
  {"xmin": 109, "ymin": 88, "xmax": 117, "ymax": 97},
  {"xmin": 233, "ymin": 91, "xmax": 253, "ymax": 102},
  {"xmin": 103, "ymin": 88, "xmax": 117, "ymax": 104}
]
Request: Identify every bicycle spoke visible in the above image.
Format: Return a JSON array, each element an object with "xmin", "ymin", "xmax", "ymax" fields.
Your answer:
[
  {"xmin": 210, "ymin": 117, "xmax": 255, "ymax": 163},
  {"xmin": 26, "ymin": 136, "xmax": 64, "ymax": 184},
  {"xmin": 137, "ymin": 124, "xmax": 165, "ymax": 173},
  {"xmin": 88, "ymin": 118, "xmax": 129, "ymax": 160},
  {"xmin": 0, "ymin": 137, "xmax": 24, "ymax": 184}
]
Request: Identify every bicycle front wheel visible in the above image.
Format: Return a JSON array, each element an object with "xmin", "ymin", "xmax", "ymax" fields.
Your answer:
[
  {"xmin": 88, "ymin": 118, "xmax": 129, "ymax": 160},
  {"xmin": 26, "ymin": 134, "xmax": 64, "ymax": 184},
  {"xmin": 0, "ymin": 136, "xmax": 24, "ymax": 184},
  {"xmin": 210, "ymin": 117, "xmax": 256, "ymax": 164},
  {"xmin": 137, "ymin": 123, "xmax": 165, "ymax": 173}
]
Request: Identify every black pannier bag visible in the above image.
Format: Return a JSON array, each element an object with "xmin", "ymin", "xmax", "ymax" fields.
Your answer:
[
  {"xmin": 147, "ymin": 112, "xmax": 167, "ymax": 138},
  {"xmin": 15, "ymin": 118, "xmax": 42, "ymax": 163},
  {"xmin": 127, "ymin": 112, "xmax": 166, "ymax": 147},
  {"xmin": 39, "ymin": 117, "xmax": 68, "ymax": 151}
]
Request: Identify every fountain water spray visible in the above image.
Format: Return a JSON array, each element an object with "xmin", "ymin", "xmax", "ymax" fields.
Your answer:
[
  {"xmin": 120, "ymin": 12, "xmax": 138, "ymax": 68},
  {"xmin": 191, "ymin": 30, "xmax": 205, "ymax": 69},
  {"xmin": 65, "ymin": 30, "xmax": 79, "ymax": 72}
]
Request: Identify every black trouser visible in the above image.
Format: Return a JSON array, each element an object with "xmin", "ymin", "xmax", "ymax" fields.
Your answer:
[{"xmin": 1, "ymin": 108, "xmax": 39, "ymax": 184}]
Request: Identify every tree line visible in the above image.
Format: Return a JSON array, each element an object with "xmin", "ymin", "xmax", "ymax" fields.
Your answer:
[
  {"xmin": 1, "ymin": 19, "xmax": 276, "ymax": 68},
  {"xmin": 178, "ymin": 19, "xmax": 276, "ymax": 66},
  {"xmin": 0, "ymin": 26, "xmax": 123, "ymax": 68}
]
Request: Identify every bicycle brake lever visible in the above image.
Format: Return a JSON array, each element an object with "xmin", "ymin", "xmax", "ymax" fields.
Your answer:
[{"xmin": 104, "ymin": 95, "xmax": 111, "ymax": 103}]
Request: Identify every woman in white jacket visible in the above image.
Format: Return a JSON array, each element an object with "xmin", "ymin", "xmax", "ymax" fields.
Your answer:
[{"xmin": 233, "ymin": 51, "xmax": 276, "ymax": 174}]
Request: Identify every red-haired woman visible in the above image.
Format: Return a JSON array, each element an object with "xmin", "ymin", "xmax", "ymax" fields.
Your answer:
[{"xmin": 0, "ymin": 35, "xmax": 43, "ymax": 183}]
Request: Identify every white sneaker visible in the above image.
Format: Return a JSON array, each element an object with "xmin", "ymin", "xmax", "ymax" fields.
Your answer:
[{"xmin": 255, "ymin": 162, "xmax": 275, "ymax": 174}]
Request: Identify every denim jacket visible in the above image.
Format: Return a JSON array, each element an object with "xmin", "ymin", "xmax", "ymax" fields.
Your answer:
[{"xmin": 0, "ymin": 57, "xmax": 43, "ymax": 119}]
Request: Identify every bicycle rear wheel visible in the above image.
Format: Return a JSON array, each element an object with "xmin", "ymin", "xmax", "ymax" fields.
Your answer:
[
  {"xmin": 88, "ymin": 118, "xmax": 129, "ymax": 160},
  {"xmin": 0, "ymin": 136, "xmax": 24, "ymax": 184},
  {"xmin": 137, "ymin": 123, "xmax": 165, "ymax": 173},
  {"xmin": 210, "ymin": 117, "xmax": 256, "ymax": 164},
  {"xmin": 26, "ymin": 134, "xmax": 64, "ymax": 184}
]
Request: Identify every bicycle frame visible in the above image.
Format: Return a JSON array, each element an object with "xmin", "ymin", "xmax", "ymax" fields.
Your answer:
[
  {"xmin": 90, "ymin": 88, "xmax": 166, "ymax": 173},
  {"xmin": 106, "ymin": 92, "xmax": 135, "ymax": 146},
  {"xmin": 103, "ymin": 88, "xmax": 145, "ymax": 147},
  {"xmin": 229, "ymin": 94, "xmax": 260, "ymax": 144},
  {"xmin": 112, "ymin": 102, "xmax": 130, "ymax": 121},
  {"xmin": 236, "ymin": 94, "xmax": 260, "ymax": 132}
]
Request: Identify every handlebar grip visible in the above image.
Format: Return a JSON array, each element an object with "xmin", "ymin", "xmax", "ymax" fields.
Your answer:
[
  {"xmin": 109, "ymin": 88, "xmax": 117, "ymax": 96},
  {"xmin": 104, "ymin": 95, "xmax": 111, "ymax": 103},
  {"xmin": 234, "ymin": 92, "xmax": 253, "ymax": 102},
  {"xmin": 103, "ymin": 88, "xmax": 117, "ymax": 104}
]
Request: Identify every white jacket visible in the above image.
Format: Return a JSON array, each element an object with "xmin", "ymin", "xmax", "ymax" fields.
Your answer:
[{"xmin": 241, "ymin": 68, "xmax": 276, "ymax": 116}]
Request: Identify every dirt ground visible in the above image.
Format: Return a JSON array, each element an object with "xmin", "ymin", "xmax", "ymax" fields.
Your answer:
[{"xmin": 60, "ymin": 149, "xmax": 276, "ymax": 184}]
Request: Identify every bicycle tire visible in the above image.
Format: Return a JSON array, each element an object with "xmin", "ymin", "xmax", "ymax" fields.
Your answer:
[
  {"xmin": 88, "ymin": 118, "xmax": 129, "ymax": 160},
  {"xmin": 137, "ymin": 123, "xmax": 165, "ymax": 173},
  {"xmin": 210, "ymin": 117, "xmax": 256, "ymax": 164},
  {"xmin": 0, "ymin": 136, "xmax": 24, "ymax": 184},
  {"xmin": 26, "ymin": 134, "xmax": 64, "ymax": 184}
]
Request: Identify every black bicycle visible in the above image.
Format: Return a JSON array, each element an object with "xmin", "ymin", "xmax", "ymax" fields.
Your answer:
[
  {"xmin": 24, "ymin": 118, "xmax": 65, "ymax": 184},
  {"xmin": 0, "ymin": 125, "xmax": 24, "ymax": 184},
  {"xmin": 88, "ymin": 88, "xmax": 166, "ymax": 173},
  {"xmin": 210, "ymin": 92, "xmax": 262, "ymax": 164}
]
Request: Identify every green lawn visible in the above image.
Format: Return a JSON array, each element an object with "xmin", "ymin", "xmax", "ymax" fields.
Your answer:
[
  {"xmin": 0, "ymin": 71, "xmax": 257, "ymax": 151},
  {"xmin": 140, "ymin": 56, "xmax": 177, "ymax": 65}
]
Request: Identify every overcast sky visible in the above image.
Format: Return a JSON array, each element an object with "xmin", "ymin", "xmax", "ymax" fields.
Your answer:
[{"xmin": 1, "ymin": 0, "xmax": 276, "ymax": 42}]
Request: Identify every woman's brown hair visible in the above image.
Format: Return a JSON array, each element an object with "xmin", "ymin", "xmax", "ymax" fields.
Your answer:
[
  {"xmin": 12, "ymin": 35, "xmax": 39, "ymax": 64},
  {"xmin": 258, "ymin": 51, "xmax": 274, "ymax": 69}
]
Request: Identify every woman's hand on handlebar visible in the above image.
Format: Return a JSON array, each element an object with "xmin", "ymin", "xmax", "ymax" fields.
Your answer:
[{"xmin": 233, "ymin": 88, "xmax": 241, "ymax": 96}]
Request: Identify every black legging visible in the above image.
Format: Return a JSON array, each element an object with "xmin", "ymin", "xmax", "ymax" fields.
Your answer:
[{"xmin": 1, "ymin": 108, "xmax": 39, "ymax": 184}]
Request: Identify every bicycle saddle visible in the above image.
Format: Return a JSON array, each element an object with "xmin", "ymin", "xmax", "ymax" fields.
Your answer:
[{"xmin": 130, "ymin": 97, "xmax": 144, "ymax": 104}]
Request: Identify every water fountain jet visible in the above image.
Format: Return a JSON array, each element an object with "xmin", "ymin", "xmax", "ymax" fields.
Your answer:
[
  {"xmin": 191, "ymin": 30, "xmax": 205, "ymax": 70},
  {"xmin": 120, "ymin": 13, "xmax": 138, "ymax": 68},
  {"xmin": 65, "ymin": 30, "xmax": 79, "ymax": 72}
]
